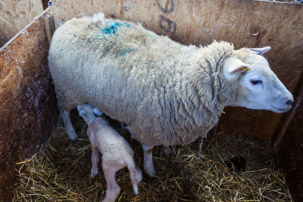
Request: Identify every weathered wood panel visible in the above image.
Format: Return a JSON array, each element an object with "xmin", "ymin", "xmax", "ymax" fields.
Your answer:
[
  {"xmin": 0, "ymin": 8, "xmax": 59, "ymax": 201},
  {"xmin": 276, "ymin": 74, "xmax": 303, "ymax": 202},
  {"xmin": 0, "ymin": 0, "xmax": 43, "ymax": 47},
  {"xmin": 50, "ymin": 0, "xmax": 303, "ymax": 140}
]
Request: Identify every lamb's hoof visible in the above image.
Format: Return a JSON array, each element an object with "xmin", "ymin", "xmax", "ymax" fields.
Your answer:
[{"xmin": 102, "ymin": 186, "xmax": 121, "ymax": 202}]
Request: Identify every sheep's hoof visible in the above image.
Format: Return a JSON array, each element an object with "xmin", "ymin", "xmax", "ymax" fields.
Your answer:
[
  {"xmin": 144, "ymin": 166, "xmax": 156, "ymax": 177},
  {"xmin": 66, "ymin": 129, "xmax": 78, "ymax": 141},
  {"xmin": 163, "ymin": 147, "xmax": 171, "ymax": 155},
  {"xmin": 91, "ymin": 169, "xmax": 98, "ymax": 178}
]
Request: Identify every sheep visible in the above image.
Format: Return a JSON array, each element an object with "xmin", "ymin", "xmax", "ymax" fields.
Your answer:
[
  {"xmin": 77, "ymin": 104, "xmax": 142, "ymax": 202},
  {"xmin": 48, "ymin": 13, "xmax": 294, "ymax": 176}
]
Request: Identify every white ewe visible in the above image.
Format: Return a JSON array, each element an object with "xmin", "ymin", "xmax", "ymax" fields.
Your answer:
[{"xmin": 49, "ymin": 13, "xmax": 293, "ymax": 176}]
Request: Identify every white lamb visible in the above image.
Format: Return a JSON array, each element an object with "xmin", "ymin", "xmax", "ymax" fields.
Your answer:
[
  {"xmin": 48, "ymin": 13, "xmax": 293, "ymax": 176},
  {"xmin": 77, "ymin": 104, "xmax": 142, "ymax": 202}
]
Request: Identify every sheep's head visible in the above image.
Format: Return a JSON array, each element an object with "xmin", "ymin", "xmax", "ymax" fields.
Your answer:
[{"xmin": 223, "ymin": 47, "xmax": 293, "ymax": 113}]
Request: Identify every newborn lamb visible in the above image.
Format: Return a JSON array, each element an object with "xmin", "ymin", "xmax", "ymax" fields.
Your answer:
[{"xmin": 78, "ymin": 104, "xmax": 142, "ymax": 202}]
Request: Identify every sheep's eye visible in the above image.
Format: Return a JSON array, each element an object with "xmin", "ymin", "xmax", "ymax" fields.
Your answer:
[{"xmin": 250, "ymin": 80, "xmax": 263, "ymax": 85}]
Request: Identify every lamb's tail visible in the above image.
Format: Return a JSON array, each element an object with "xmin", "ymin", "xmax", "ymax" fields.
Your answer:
[
  {"xmin": 126, "ymin": 156, "xmax": 142, "ymax": 195},
  {"xmin": 92, "ymin": 12, "xmax": 105, "ymax": 25}
]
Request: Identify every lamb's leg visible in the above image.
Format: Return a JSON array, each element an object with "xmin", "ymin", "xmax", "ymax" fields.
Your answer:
[
  {"xmin": 61, "ymin": 110, "xmax": 78, "ymax": 140},
  {"xmin": 126, "ymin": 159, "xmax": 142, "ymax": 195},
  {"xmin": 102, "ymin": 163, "xmax": 121, "ymax": 202},
  {"xmin": 90, "ymin": 146, "xmax": 100, "ymax": 178},
  {"xmin": 142, "ymin": 144, "xmax": 155, "ymax": 176},
  {"xmin": 134, "ymin": 167, "xmax": 142, "ymax": 188}
]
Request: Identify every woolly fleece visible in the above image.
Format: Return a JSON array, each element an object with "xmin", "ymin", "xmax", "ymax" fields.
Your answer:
[{"xmin": 48, "ymin": 15, "xmax": 249, "ymax": 146}]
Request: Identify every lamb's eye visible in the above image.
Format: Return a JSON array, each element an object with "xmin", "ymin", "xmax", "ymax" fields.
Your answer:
[{"xmin": 250, "ymin": 80, "xmax": 263, "ymax": 85}]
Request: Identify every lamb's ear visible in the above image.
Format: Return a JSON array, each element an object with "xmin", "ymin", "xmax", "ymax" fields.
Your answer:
[
  {"xmin": 93, "ymin": 108, "xmax": 103, "ymax": 116},
  {"xmin": 249, "ymin": 46, "xmax": 271, "ymax": 55},
  {"xmin": 78, "ymin": 109, "xmax": 86, "ymax": 117},
  {"xmin": 223, "ymin": 58, "xmax": 251, "ymax": 81}
]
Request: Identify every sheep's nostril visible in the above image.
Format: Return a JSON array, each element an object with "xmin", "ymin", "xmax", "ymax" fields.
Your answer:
[{"xmin": 286, "ymin": 99, "xmax": 294, "ymax": 105}]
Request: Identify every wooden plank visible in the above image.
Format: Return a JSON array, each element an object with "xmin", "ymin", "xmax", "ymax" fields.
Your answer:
[
  {"xmin": 277, "ymin": 75, "xmax": 303, "ymax": 202},
  {"xmin": 44, "ymin": 14, "xmax": 55, "ymax": 44},
  {"xmin": 51, "ymin": 0, "xmax": 303, "ymax": 140},
  {"xmin": 0, "ymin": 8, "xmax": 59, "ymax": 201},
  {"xmin": 0, "ymin": 0, "xmax": 43, "ymax": 47}
]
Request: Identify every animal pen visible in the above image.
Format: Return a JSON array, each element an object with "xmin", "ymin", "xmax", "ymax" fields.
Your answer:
[{"xmin": 0, "ymin": 0, "xmax": 303, "ymax": 201}]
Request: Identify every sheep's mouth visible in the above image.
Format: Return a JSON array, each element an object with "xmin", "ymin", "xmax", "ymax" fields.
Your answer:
[{"xmin": 271, "ymin": 105, "xmax": 289, "ymax": 112}]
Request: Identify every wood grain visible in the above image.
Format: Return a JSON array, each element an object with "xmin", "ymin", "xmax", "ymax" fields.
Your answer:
[
  {"xmin": 277, "ymin": 75, "xmax": 303, "ymax": 202},
  {"xmin": 0, "ymin": 9, "xmax": 59, "ymax": 201},
  {"xmin": 0, "ymin": 0, "xmax": 43, "ymax": 47}
]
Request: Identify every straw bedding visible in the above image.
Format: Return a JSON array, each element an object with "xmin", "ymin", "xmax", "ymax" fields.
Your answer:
[{"xmin": 13, "ymin": 110, "xmax": 292, "ymax": 201}]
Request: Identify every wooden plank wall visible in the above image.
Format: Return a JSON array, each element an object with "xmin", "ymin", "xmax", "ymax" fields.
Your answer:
[
  {"xmin": 0, "ymin": 9, "xmax": 59, "ymax": 201},
  {"xmin": 276, "ymin": 74, "xmax": 303, "ymax": 202},
  {"xmin": 51, "ymin": 0, "xmax": 303, "ymax": 141},
  {"xmin": 0, "ymin": 0, "xmax": 43, "ymax": 47}
]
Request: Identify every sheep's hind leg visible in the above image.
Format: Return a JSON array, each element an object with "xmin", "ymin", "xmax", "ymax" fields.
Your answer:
[
  {"xmin": 61, "ymin": 110, "xmax": 78, "ymax": 140},
  {"xmin": 142, "ymin": 144, "xmax": 155, "ymax": 177}
]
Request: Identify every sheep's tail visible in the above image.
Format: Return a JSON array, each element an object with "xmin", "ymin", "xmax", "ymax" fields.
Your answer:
[{"xmin": 126, "ymin": 156, "xmax": 142, "ymax": 195}]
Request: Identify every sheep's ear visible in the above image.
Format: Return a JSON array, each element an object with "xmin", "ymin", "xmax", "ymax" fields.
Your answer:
[
  {"xmin": 223, "ymin": 58, "xmax": 251, "ymax": 81},
  {"xmin": 249, "ymin": 46, "xmax": 271, "ymax": 55}
]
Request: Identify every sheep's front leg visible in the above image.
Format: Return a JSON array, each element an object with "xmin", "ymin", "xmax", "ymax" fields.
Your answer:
[
  {"xmin": 61, "ymin": 110, "xmax": 78, "ymax": 140},
  {"xmin": 142, "ymin": 144, "xmax": 155, "ymax": 176},
  {"xmin": 102, "ymin": 163, "xmax": 121, "ymax": 202},
  {"xmin": 90, "ymin": 146, "xmax": 100, "ymax": 178}
]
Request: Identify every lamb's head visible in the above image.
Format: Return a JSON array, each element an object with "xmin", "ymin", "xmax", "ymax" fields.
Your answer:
[
  {"xmin": 78, "ymin": 104, "xmax": 103, "ymax": 117},
  {"xmin": 77, "ymin": 104, "xmax": 102, "ymax": 124},
  {"xmin": 78, "ymin": 104, "xmax": 94, "ymax": 117},
  {"xmin": 223, "ymin": 47, "xmax": 294, "ymax": 113}
]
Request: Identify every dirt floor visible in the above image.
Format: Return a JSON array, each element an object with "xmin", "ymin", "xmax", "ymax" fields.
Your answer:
[{"xmin": 13, "ymin": 110, "xmax": 292, "ymax": 201}]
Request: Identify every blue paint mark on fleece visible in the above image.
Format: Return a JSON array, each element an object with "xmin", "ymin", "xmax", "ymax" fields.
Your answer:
[
  {"xmin": 119, "ymin": 48, "xmax": 134, "ymax": 56},
  {"xmin": 100, "ymin": 22, "xmax": 130, "ymax": 36}
]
